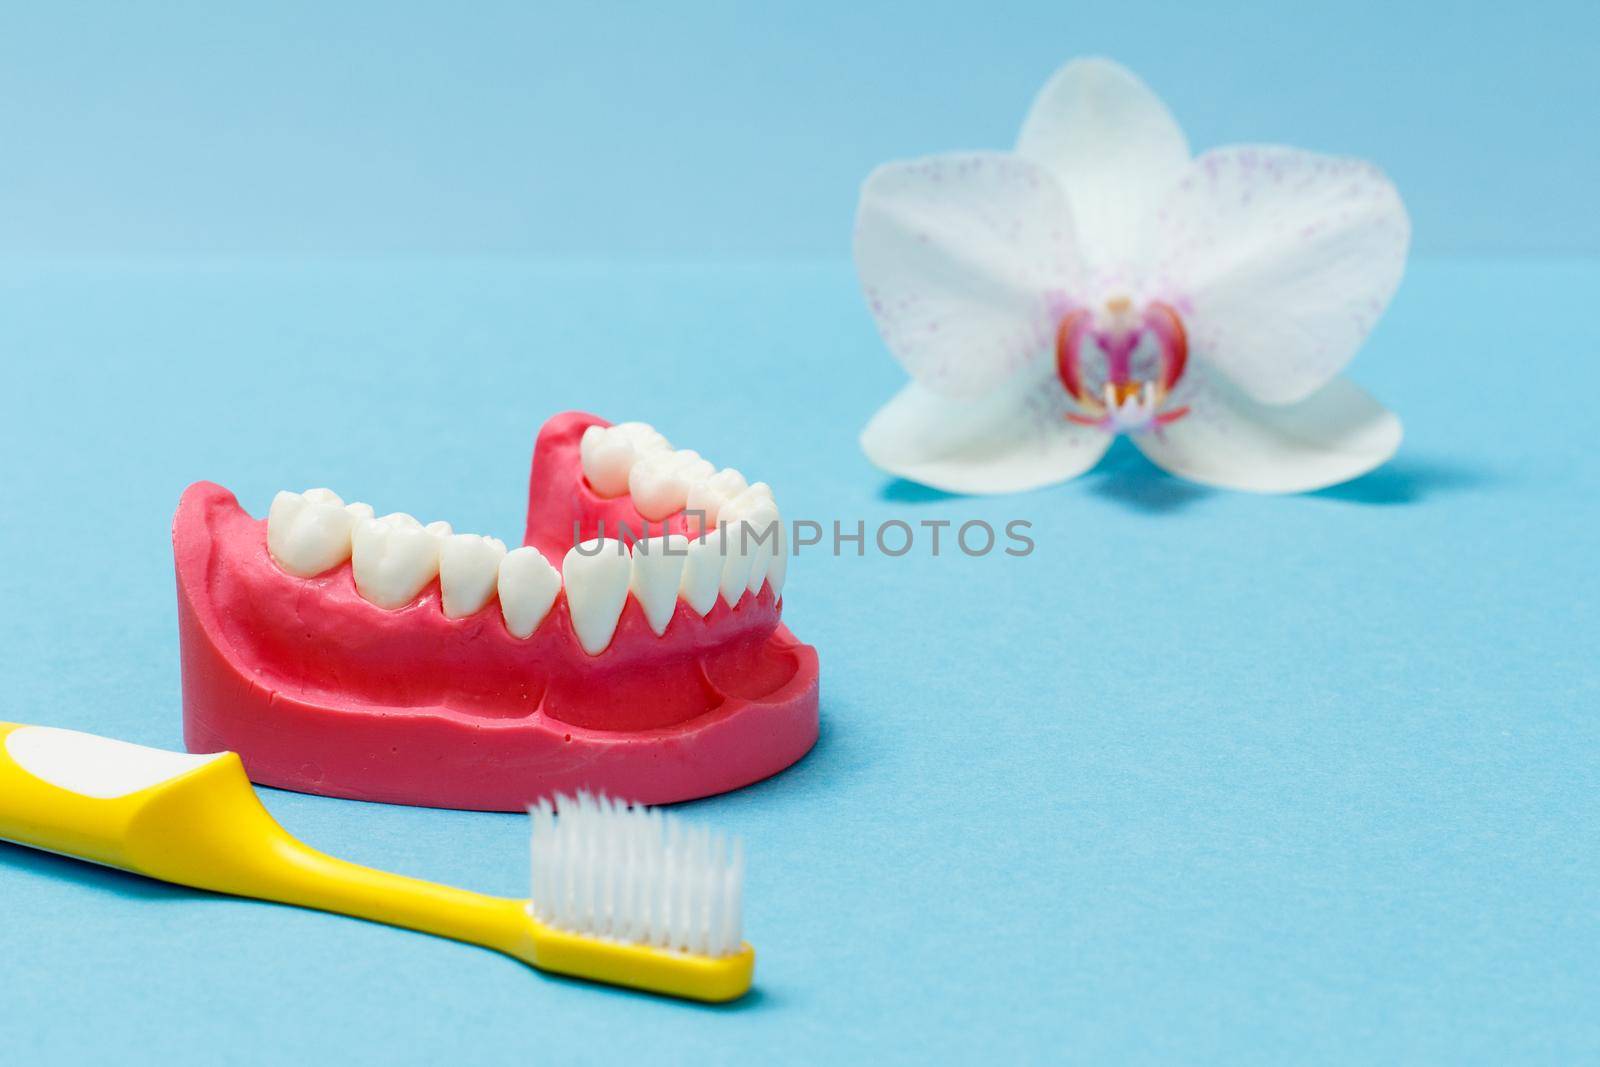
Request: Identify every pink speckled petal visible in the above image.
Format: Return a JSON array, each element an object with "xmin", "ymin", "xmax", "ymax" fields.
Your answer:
[
  {"xmin": 854, "ymin": 152, "xmax": 1086, "ymax": 398},
  {"xmin": 1015, "ymin": 57, "xmax": 1190, "ymax": 273},
  {"xmin": 1152, "ymin": 146, "xmax": 1410, "ymax": 405},
  {"xmin": 1133, "ymin": 368, "xmax": 1400, "ymax": 493},
  {"xmin": 861, "ymin": 376, "xmax": 1111, "ymax": 494}
]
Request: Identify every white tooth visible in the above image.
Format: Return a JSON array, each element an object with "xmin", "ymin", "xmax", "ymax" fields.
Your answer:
[
  {"xmin": 302, "ymin": 487, "xmax": 343, "ymax": 507},
  {"xmin": 345, "ymin": 502, "xmax": 374, "ymax": 523},
  {"xmin": 267, "ymin": 488, "xmax": 360, "ymax": 578},
  {"xmin": 562, "ymin": 539, "xmax": 633, "ymax": 655},
  {"xmin": 731, "ymin": 500, "xmax": 781, "ymax": 595},
  {"xmin": 719, "ymin": 484, "xmax": 775, "ymax": 523},
  {"xmin": 766, "ymin": 518, "xmax": 789, "ymax": 599},
  {"xmin": 628, "ymin": 450, "xmax": 710, "ymax": 521},
  {"xmin": 580, "ymin": 426, "xmax": 637, "ymax": 498},
  {"xmin": 678, "ymin": 530, "xmax": 725, "ymax": 617},
  {"xmin": 672, "ymin": 450, "xmax": 716, "ymax": 483},
  {"xmin": 439, "ymin": 534, "xmax": 507, "ymax": 619},
  {"xmin": 718, "ymin": 523, "xmax": 758, "ymax": 607},
  {"xmin": 582, "ymin": 422, "xmax": 675, "ymax": 499},
  {"xmin": 497, "ymin": 546, "xmax": 561, "ymax": 638},
  {"xmin": 629, "ymin": 535, "xmax": 688, "ymax": 636},
  {"xmin": 612, "ymin": 422, "xmax": 672, "ymax": 453},
  {"xmin": 735, "ymin": 481, "xmax": 774, "ymax": 508},
  {"xmin": 710, "ymin": 468, "xmax": 749, "ymax": 496},
  {"xmin": 716, "ymin": 482, "xmax": 783, "ymax": 600},
  {"xmin": 683, "ymin": 482, "xmax": 723, "ymax": 533},
  {"xmin": 684, "ymin": 467, "xmax": 748, "ymax": 530},
  {"xmin": 351, "ymin": 512, "xmax": 445, "ymax": 609}
]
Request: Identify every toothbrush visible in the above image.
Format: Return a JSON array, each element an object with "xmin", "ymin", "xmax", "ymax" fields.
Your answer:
[{"xmin": 0, "ymin": 722, "xmax": 753, "ymax": 1002}]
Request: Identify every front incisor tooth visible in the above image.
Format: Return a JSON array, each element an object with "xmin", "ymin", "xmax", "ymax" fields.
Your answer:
[
  {"xmin": 267, "ymin": 488, "xmax": 360, "ymax": 578},
  {"xmin": 718, "ymin": 524, "xmax": 758, "ymax": 607},
  {"xmin": 630, "ymin": 535, "xmax": 688, "ymax": 635},
  {"xmin": 766, "ymin": 519, "xmax": 789, "ymax": 599},
  {"xmin": 679, "ymin": 530, "xmax": 725, "ymax": 617},
  {"xmin": 497, "ymin": 546, "xmax": 561, "ymax": 638},
  {"xmin": 350, "ymin": 513, "xmax": 447, "ymax": 609},
  {"xmin": 439, "ymin": 533, "xmax": 507, "ymax": 618},
  {"xmin": 719, "ymin": 487, "xmax": 782, "ymax": 597},
  {"xmin": 563, "ymin": 539, "xmax": 633, "ymax": 655},
  {"xmin": 735, "ymin": 501, "xmax": 781, "ymax": 595}
]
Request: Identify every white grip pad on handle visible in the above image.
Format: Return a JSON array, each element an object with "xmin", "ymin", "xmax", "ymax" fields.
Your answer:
[{"xmin": 5, "ymin": 726, "xmax": 223, "ymax": 799}]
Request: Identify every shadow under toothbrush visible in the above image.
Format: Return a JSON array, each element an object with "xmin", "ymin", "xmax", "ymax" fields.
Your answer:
[
  {"xmin": 535, "ymin": 968, "xmax": 776, "ymax": 1011},
  {"xmin": 0, "ymin": 839, "xmax": 211, "ymax": 903}
]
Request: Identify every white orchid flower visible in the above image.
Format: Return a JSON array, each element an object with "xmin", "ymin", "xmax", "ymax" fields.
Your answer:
[{"xmin": 855, "ymin": 58, "xmax": 1410, "ymax": 494}]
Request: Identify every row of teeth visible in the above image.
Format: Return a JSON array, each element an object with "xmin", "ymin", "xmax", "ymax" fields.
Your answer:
[
  {"xmin": 267, "ymin": 488, "xmax": 787, "ymax": 656},
  {"xmin": 580, "ymin": 421, "xmax": 769, "ymax": 527}
]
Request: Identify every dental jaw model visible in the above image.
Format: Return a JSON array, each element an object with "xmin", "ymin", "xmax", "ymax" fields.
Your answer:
[{"xmin": 173, "ymin": 412, "xmax": 819, "ymax": 811}]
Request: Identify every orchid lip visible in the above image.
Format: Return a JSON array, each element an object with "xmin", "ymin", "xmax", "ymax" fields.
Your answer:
[{"xmin": 1056, "ymin": 298, "xmax": 1190, "ymax": 434}]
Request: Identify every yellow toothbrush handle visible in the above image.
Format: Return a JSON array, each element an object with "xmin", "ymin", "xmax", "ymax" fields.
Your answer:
[
  {"xmin": 0, "ymin": 723, "xmax": 755, "ymax": 1001},
  {"xmin": 0, "ymin": 722, "xmax": 532, "ymax": 954}
]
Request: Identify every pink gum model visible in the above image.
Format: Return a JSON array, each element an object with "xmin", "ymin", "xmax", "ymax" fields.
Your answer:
[{"xmin": 173, "ymin": 411, "xmax": 820, "ymax": 811}]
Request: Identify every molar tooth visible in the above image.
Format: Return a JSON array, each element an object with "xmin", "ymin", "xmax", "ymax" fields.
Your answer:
[
  {"xmin": 629, "ymin": 535, "xmax": 688, "ymax": 636},
  {"xmin": 562, "ymin": 539, "xmax": 633, "ymax": 655},
  {"xmin": 580, "ymin": 425, "xmax": 637, "ymax": 498},
  {"xmin": 497, "ymin": 546, "xmax": 561, "ymax": 638},
  {"xmin": 351, "ymin": 512, "xmax": 447, "ymax": 609},
  {"xmin": 581, "ymin": 422, "xmax": 674, "ymax": 499},
  {"xmin": 678, "ymin": 530, "xmax": 725, "ymax": 617},
  {"xmin": 439, "ymin": 533, "xmax": 507, "ymax": 618},
  {"xmin": 612, "ymin": 422, "xmax": 672, "ymax": 452},
  {"xmin": 267, "ymin": 488, "xmax": 360, "ymax": 578},
  {"xmin": 628, "ymin": 449, "xmax": 712, "ymax": 521}
]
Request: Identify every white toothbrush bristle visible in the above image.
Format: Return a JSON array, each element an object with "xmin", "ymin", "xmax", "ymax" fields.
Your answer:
[{"xmin": 528, "ymin": 793, "xmax": 744, "ymax": 958}]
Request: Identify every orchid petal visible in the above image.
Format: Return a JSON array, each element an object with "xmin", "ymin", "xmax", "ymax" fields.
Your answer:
[
  {"xmin": 1153, "ymin": 146, "xmax": 1410, "ymax": 404},
  {"xmin": 1016, "ymin": 57, "xmax": 1190, "ymax": 273},
  {"xmin": 861, "ymin": 377, "xmax": 1111, "ymax": 495},
  {"xmin": 1133, "ymin": 369, "xmax": 1400, "ymax": 493},
  {"xmin": 854, "ymin": 153, "xmax": 1085, "ymax": 398}
]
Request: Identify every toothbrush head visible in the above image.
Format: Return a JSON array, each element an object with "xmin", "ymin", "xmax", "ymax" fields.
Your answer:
[{"xmin": 521, "ymin": 793, "xmax": 754, "ymax": 1001}]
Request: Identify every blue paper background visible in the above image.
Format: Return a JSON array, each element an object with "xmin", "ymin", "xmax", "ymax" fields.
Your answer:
[
  {"xmin": 0, "ymin": 0, "xmax": 1596, "ymax": 258},
  {"xmin": 1, "ymin": 3, "xmax": 1597, "ymax": 1065}
]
